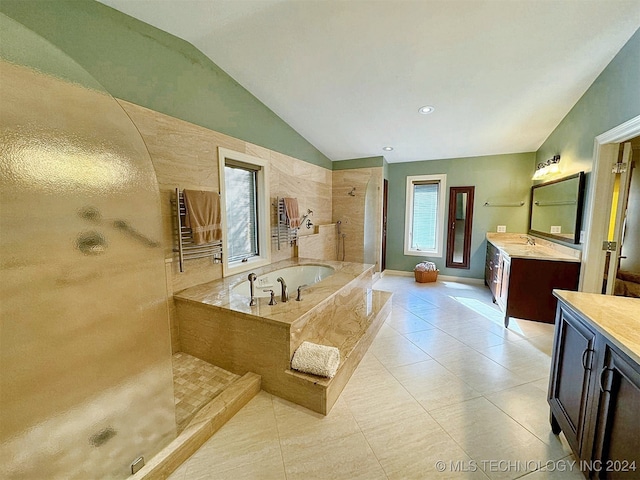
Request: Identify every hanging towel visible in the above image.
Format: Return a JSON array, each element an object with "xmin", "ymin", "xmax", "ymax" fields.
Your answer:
[
  {"xmin": 183, "ymin": 189, "xmax": 222, "ymax": 245},
  {"xmin": 283, "ymin": 197, "xmax": 301, "ymax": 229},
  {"xmin": 291, "ymin": 341, "xmax": 340, "ymax": 378}
]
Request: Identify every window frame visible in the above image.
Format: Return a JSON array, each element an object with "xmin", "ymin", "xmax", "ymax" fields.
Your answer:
[
  {"xmin": 218, "ymin": 147, "xmax": 271, "ymax": 277},
  {"xmin": 404, "ymin": 174, "xmax": 447, "ymax": 258}
]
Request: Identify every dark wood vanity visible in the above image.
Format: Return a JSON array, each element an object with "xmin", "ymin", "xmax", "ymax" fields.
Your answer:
[
  {"xmin": 548, "ymin": 291, "xmax": 640, "ymax": 479},
  {"xmin": 485, "ymin": 235, "xmax": 581, "ymax": 327}
]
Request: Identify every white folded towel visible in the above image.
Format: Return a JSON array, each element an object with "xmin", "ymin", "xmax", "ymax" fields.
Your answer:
[{"xmin": 291, "ymin": 341, "xmax": 340, "ymax": 378}]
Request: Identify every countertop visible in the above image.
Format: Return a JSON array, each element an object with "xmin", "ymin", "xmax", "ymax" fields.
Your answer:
[
  {"xmin": 554, "ymin": 290, "xmax": 640, "ymax": 365},
  {"xmin": 487, "ymin": 233, "xmax": 581, "ymax": 263}
]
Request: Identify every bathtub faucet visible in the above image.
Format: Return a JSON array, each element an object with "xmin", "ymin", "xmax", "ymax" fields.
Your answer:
[
  {"xmin": 248, "ymin": 273, "xmax": 257, "ymax": 306},
  {"xmin": 296, "ymin": 284, "xmax": 308, "ymax": 302},
  {"xmin": 277, "ymin": 277, "xmax": 289, "ymax": 302}
]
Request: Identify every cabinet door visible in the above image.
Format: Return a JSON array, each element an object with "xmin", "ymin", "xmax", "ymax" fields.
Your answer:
[
  {"xmin": 548, "ymin": 303, "xmax": 598, "ymax": 459},
  {"xmin": 590, "ymin": 343, "xmax": 640, "ymax": 479},
  {"xmin": 497, "ymin": 255, "xmax": 510, "ymax": 310}
]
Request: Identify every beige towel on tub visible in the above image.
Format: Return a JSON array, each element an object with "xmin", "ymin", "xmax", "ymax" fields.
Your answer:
[
  {"xmin": 291, "ymin": 341, "xmax": 340, "ymax": 378},
  {"xmin": 183, "ymin": 189, "xmax": 222, "ymax": 245},
  {"xmin": 283, "ymin": 197, "xmax": 301, "ymax": 229}
]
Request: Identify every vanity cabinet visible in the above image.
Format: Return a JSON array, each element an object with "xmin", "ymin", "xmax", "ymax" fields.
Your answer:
[
  {"xmin": 547, "ymin": 303, "xmax": 598, "ymax": 460},
  {"xmin": 549, "ymin": 293, "xmax": 640, "ymax": 479},
  {"xmin": 484, "ymin": 241, "xmax": 580, "ymax": 327}
]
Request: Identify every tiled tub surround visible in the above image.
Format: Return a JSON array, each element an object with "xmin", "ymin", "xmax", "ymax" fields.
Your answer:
[{"xmin": 175, "ymin": 258, "xmax": 393, "ymax": 414}]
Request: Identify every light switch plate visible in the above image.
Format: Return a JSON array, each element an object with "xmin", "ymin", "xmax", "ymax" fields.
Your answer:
[
  {"xmin": 550, "ymin": 226, "xmax": 562, "ymax": 234},
  {"xmin": 580, "ymin": 231, "xmax": 585, "ymax": 244},
  {"xmin": 497, "ymin": 225, "xmax": 506, "ymax": 233}
]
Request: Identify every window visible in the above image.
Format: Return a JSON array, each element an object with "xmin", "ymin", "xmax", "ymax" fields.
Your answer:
[
  {"xmin": 218, "ymin": 148, "xmax": 270, "ymax": 276},
  {"xmin": 404, "ymin": 174, "xmax": 446, "ymax": 257}
]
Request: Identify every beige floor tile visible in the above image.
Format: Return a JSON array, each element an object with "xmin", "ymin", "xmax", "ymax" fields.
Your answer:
[
  {"xmin": 435, "ymin": 349, "xmax": 527, "ymax": 394},
  {"xmin": 517, "ymin": 456, "xmax": 586, "ymax": 479},
  {"xmin": 185, "ymin": 454, "xmax": 286, "ymax": 479},
  {"xmin": 344, "ymin": 380, "xmax": 426, "ymax": 430},
  {"xmin": 362, "ymin": 412, "xmax": 489, "ymax": 479},
  {"xmin": 485, "ymin": 383, "xmax": 570, "ymax": 449},
  {"xmin": 370, "ymin": 333, "xmax": 431, "ymax": 367},
  {"xmin": 387, "ymin": 360, "xmax": 483, "ymax": 411},
  {"xmin": 404, "ymin": 329, "xmax": 469, "ymax": 359},
  {"xmin": 281, "ymin": 431, "xmax": 387, "ymax": 480},
  {"xmin": 273, "ymin": 396, "xmax": 360, "ymax": 449},
  {"xmin": 430, "ymin": 397, "xmax": 570, "ymax": 480},
  {"xmin": 183, "ymin": 392, "xmax": 281, "ymax": 475},
  {"xmin": 375, "ymin": 323, "xmax": 402, "ymax": 338},
  {"xmin": 385, "ymin": 308, "xmax": 435, "ymax": 334}
]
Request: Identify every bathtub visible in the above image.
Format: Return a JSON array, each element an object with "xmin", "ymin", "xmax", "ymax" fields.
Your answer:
[
  {"xmin": 232, "ymin": 264, "xmax": 335, "ymax": 298},
  {"xmin": 174, "ymin": 258, "xmax": 392, "ymax": 414}
]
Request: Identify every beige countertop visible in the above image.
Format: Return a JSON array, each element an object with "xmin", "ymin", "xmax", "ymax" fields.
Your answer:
[
  {"xmin": 487, "ymin": 233, "xmax": 581, "ymax": 263},
  {"xmin": 174, "ymin": 258, "xmax": 374, "ymax": 326},
  {"xmin": 554, "ymin": 290, "xmax": 640, "ymax": 365}
]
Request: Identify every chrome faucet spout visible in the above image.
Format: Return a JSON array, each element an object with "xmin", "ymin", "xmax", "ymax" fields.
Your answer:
[
  {"xmin": 248, "ymin": 273, "xmax": 257, "ymax": 306},
  {"xmin": 296, "ymin": 284, "xmax": 308, "ymax": 301},
  {"xmin": 277, "ymin": 277, "xmax": 288, "ymax": 302},
  {"xmin": 520, "ymin": 235, "xmax": 536, "ymax": 245}
]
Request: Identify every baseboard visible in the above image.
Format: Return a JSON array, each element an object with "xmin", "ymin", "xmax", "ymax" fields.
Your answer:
[{"xmin": 381, "ymin": 270, "xmax": 484, "ymax": 284}]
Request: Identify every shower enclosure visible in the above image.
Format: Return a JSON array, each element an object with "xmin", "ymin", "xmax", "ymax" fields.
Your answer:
[{"xmin": 0, "ymin": 15, "xmax": 175, "ymax": 478}]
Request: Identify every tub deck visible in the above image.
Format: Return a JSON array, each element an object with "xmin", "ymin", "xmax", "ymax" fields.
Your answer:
[{"xmin": 174, "ymin": 258, "xmax": 392, "ymax": 414}]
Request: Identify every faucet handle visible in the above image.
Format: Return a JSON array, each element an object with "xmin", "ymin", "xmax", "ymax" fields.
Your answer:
[
  {"xmin": 296, "ymin": 284, "xmax": 308, "ymax": 301},
  {"xmin": 264, "ymin": 289, "xmax": 277, "ymax": 305}
]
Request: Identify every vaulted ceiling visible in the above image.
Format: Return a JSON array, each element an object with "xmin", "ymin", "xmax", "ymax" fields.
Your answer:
[{"xmin": 99, "ymin": 0, "xmax": 640, "ymax": 163}]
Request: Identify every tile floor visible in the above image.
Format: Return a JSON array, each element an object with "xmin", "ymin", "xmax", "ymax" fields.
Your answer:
[
  {"xmin": 172, "ymin": 352, "xmax": 240, "ymax": 433},
  {"xmin": 167, "ymin": 275, "xmax": 585, "ymax": 480}
]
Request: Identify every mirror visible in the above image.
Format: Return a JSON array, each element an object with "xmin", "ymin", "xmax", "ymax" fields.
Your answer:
[
  {"xmin": 529, "ymin": 172, "xmax": 585, "ymax": 243},
  {"xmin": 446, "ymin": 186, "xmax": 474, "ymax": 269}
]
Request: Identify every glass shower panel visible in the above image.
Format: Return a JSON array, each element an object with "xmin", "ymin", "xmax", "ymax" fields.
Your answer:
[
  {"xmin": 0, "ymin": 15, "xmax": 176, "ymax": 479},
  {"xmin": 363, "ymin": 175, "xmax": 379, "ymax": 266}
]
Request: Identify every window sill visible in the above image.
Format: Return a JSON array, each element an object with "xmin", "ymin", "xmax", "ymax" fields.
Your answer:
[{"xmin": 224, "ymin": 256, "xmax": 271, "ymax": 277}]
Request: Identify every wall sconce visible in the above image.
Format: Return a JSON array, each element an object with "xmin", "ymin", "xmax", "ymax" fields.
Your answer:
[{"xmin": 532, "ymin": 154, "xmax": 561, "ymax": 180}]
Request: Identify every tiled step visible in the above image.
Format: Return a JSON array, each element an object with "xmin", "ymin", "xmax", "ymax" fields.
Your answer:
[
  {"xmin": 132, "ymin": 372, "xmax": 260, "ymax": 480},
  {"xmin": 282, "ymin": 289, "xmax": 393, "ymax": 414}
]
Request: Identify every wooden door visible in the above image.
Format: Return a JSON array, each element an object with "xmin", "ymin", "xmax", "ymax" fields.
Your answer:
[{"xmin": 381, "ymin": 179, "xmax": 388, "ymax": 271}]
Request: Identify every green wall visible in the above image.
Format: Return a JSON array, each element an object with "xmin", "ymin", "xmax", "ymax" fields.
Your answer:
[
  {"xmin": 534, "ymin": 27, "xmax": 639, "ymax": 248},
  {"xmin": 332, "ymin": 156, "xmax": 385, "ymax": 170},
  {"xmin": 386, "ymin": 152, "xmax": 535, "ymax": 278},
  {"xmin": 536, "ymin": 28, "xmax": 640, "ymax": 174},
  {"xmin": 0, "ymin": 0, "xmax": 332, "ymax": 170}
]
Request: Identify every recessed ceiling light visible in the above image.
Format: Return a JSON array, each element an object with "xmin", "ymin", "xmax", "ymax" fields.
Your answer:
[
  {"xmin": 418, "ymin": 105, "xmax": 435, "ymax": 115},
  {"xmin": 382, "ymin": 146, "xmax": 394, "ymax": 151}
]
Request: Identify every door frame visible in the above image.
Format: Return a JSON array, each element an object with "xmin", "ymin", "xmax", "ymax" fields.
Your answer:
[{"xmin": 580, "ymin": 115, "xmax": 640, "ymax": 293}]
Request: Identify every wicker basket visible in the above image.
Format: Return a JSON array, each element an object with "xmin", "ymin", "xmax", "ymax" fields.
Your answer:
[{"xmin": 414, "ymin": 269, "xmax": 439, "ymax": 283}]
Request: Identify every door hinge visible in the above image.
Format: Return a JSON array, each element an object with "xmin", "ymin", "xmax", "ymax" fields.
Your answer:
[
  {"xmin": 602, "ymin": 241, "xmax": 617, "ymax": 251},
  {"xmin": 612, "ymin": 162, "xmax": 628, "ymax": 174}
]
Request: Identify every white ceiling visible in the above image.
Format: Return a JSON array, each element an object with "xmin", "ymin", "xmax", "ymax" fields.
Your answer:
[{"xmin": 99, "ymin": 0, "xmax": 640, "ymax": 163}]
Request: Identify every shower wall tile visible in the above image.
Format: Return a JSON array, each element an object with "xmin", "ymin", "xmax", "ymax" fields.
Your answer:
[
  {"xmin": 332, "ymin": 168, "xmax": 383, "ymax": 269},
  {"xmin": 118, "ymin": 101, "xmax": 334, "ymax": 347}
]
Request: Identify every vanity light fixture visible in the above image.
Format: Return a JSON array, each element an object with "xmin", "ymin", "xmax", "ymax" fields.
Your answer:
[
  {"xmin": 418, "ymin": 105, "xmax": 435, "ymax": 115},
  {"xmin": 532, "ymin": 154, "xmax": 561, "ymax": 180},
  {"xmin": 383, "ymin": 146, "xmax": 394, "ymax": 151}
]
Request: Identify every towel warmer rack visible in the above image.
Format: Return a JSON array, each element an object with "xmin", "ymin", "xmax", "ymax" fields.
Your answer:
[
  {"xmin": 172, "ymin": 187, "xmax": 223, "ymax": 272},
  {"xmin": 272, "ymin": 197, "xmax": 298, "ymax": 250}
]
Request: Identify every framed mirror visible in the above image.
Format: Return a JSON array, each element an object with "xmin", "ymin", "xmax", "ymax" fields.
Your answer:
[
  {"xmin": 446, "ymin": 186, "xmax": 474, "ymax": 269},
  {"xmin": 529, "ymin": 172, "xmax": 585, "ymax": 244}
]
